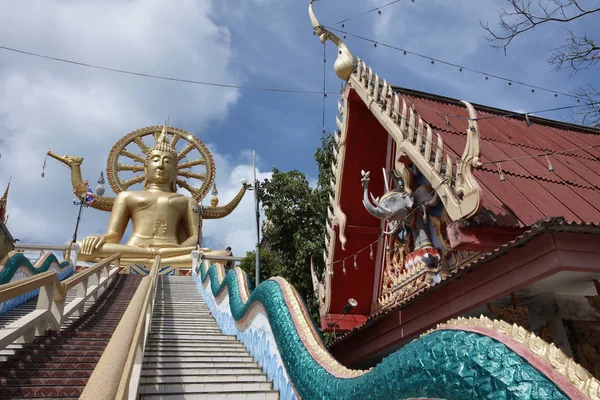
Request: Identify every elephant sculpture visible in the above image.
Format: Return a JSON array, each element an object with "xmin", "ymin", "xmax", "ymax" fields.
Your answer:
[
  {"xmin": 361, "ymin": 169, "xmax": 441, "ymax": 268},
  {"xmin": 361, "ymin": 169, "xmax": 414, "ymax": 235}
]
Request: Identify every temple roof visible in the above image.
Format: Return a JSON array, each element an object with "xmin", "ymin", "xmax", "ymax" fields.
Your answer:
[
  {"xmin": 392, "ymin": 87, "xmax": 600, "ymax": 227},
  {"xmin": 318, "ymin": 78, "xmax": 600, "ymax": 334}
]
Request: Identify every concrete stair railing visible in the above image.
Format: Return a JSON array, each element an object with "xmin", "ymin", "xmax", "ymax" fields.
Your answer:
[
  {"xmin": 0, "ymin": 271, "xmax": 142, "ymax": 398},
  {"xmin": 0, "ymin": 253, "xmax": 121, "ymax": 352}
]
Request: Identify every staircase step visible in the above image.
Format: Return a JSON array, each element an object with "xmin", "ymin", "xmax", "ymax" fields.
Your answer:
[
  {"xmin": 141, "ymin": 367, "xmax": 265, "ymax": 377},
  {"xmin": 31, "ymin": 337, "xmax": 110, "ymax": 345},
  {"xmin": 148, "ymin": 333, "xmax": 238, "ymax": 340},
  {"xmin": 0, "ymin": 369, "xmax": 93, "ymax": 379},
  {"xmin": 141, "ymin": 375, "xmax": 268, "ymax": 384},
  {"xmin": 0, "ymin": 376, "xmax": 89, "ymax": 386},
  {"xmin": 151, "ymin": 326, "xmax": 221, "ymax": 330},
  {"xmin": 144, "ymin": 350, "xmax": 249, "ymax": 356},
  {"xmin": 1, "ymin": 361, "xmax": 100, "ymax": 370},
  {"xmin": 144, "ymin": 355, "xmax": 255, "ymax": 363},
  {"xmin": 139, "ymin": 381, "xmax": 274, "ymax": 394},
  {"xmin": 141, "ymin": 394, "xmax": 279, "ymax": 400},
  {"xmin": 150, "ymin": 330, "xmax": 224, "ymax": 335},
  {"xmin": 3, "ymin": 354, "xmax": 102, "ymax": 363},
  {"xmin": 0, "ymin": 385, "xmax": 84, "ymax": 398},
  {"xmin": 46, "ymin": 331, "xmax": 115, "ymax": 339},
  {"xmin": 5, "ymin": 349, "xmax": 105, "ymax": 357},
  {"xmin": 145, "ymin": 342, "xmax": 245, "ymax": 348},
  {"xmin": 11, "ymin": 343, "xmax": 109, "ymax": 351},
  {"xmin": 143, "ymin": 361, "xmax": 259, "ymax": 369}
]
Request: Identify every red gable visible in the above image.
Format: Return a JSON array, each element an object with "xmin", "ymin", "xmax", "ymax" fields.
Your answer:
[{"xmin": 321, "ymin": 84, "xmax": 600, "ymax": 333}]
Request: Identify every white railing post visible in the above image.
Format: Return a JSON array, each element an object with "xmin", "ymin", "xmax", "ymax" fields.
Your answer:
[
  {"xmin": 88, "ymin": 269, "xmax": 101, "ymax": 302},
  {"xmin": 34, "ymin": 282, "xmax": 55, "ymax": 337},
  {"xmin": 71, "ymin": 280, "xmax": 88, "ymax": 317},
  {"xmin": 191, "ymin": 250, "xmax": 199, "ymax": 278},
  {"xmin": 69, "ymin": 242, "xmax": 80, "ymax": 267},
  {"xmin": 49, "ymin": 294, "xmax": 65, "ymax": 331}
]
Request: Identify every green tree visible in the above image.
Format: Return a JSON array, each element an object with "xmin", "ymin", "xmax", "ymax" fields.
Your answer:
[
  {"xmin": 239, "ymin": 132, "xmax": 335, "ymax": 322},
  {"xmin": 238, "ymin": 248, "xmax": 284, "ymax": 285}
]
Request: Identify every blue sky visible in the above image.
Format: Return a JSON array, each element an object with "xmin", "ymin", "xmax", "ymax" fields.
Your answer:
[{"xmin": 0, "ymin": 0, "xmax": 597, "ymax": 256}]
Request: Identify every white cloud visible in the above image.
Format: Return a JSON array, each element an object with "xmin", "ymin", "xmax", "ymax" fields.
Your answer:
[
  {"xmin": 369, "ymin": 0, "xmax": 504, "ymax": 83},
  {"xmin": 0, "ymin": 0, "xmax": 263, "ymax": 257},
  {"xmin": 200, "ymin": 147, "xmax": 272, "ymax": 255}
]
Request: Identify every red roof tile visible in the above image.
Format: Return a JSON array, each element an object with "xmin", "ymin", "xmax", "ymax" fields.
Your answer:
[{"xmin": 393, "ymin": 87, "xmax": 600, "ymax": 227}]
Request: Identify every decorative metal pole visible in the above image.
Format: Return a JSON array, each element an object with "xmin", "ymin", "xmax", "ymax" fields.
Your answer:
[
  {"xmin": 196, "ymin": 201, "xmax": 204, "ymax": 249},
  {"xmin": 72, "ymin": 173, "xmax": 103, "ymax": 244},
  {"xmin": 72, "ymin": 194, "xmax": 87, "ymax": 243},
  {"xmin": 253, "ymin": 151, "xmax": 260, "ymax": 286}
]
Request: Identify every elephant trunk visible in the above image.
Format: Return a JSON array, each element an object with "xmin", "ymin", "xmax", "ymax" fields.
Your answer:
[{"xmin": 362, "ymin": 184, "xmax": 388, "ymax": 220}]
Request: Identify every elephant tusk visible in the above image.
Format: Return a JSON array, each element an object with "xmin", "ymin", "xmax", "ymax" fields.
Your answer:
[
  {"xmin": 382, "ymin": 168, "xmax": 390, "ymax": 193},
  {"xmin": 370, "ymin": 192, "xmax": 391, "ymax": 214}
]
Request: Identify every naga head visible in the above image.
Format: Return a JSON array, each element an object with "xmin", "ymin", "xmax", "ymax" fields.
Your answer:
[{"xmin": 47, "ymin": 151, "xmax": 83, "ymax": 167}]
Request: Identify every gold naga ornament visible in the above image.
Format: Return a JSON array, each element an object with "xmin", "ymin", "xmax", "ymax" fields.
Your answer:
[{"xmin": 47, "ymin": 123, "xmax": 248, "ymax": 267}]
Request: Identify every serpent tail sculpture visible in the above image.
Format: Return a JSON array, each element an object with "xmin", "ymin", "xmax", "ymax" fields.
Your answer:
[
  {"xmin": 194, "ymin": 261, "xmax": 598, "ymax": 400},
  {"xmin": 0, "ymin": 252, "xmax": 73, "ymax": 314}
]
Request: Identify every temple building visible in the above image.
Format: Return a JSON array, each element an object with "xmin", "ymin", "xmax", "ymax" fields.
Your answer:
[{"xmin": 309, "ymin": 5, "xmax": 600, "ymax": 378}]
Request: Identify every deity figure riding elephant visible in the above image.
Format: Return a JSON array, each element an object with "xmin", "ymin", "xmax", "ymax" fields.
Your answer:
[{"xmin": 361, "ymin": 169, "xmax": 440, "ymax": 267}]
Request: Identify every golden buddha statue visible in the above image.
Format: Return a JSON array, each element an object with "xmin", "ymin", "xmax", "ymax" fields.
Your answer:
[{"xmin": 76, "ymin": 124, "xmax": 227, "ymax": 267}]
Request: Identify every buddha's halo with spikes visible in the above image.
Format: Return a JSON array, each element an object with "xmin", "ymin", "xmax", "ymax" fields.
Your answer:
[{"xmin": 105, "ymin": 125, "xmax": 216, "ymax": 200}]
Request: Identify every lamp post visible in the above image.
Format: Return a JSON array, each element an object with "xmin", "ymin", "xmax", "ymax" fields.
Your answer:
[
  {"xmin": 253, "ymin": 151, "xmax": 260, "ymax": 286},
  {"xmin": 327, "ymin": 298, "xmax": 358, "ymax": 338},
  {"xmin": 72, "ymin": 194, "xmax": 87, "ymax": 243},
  {"xmin": 193, "ymin": 201, "xmax": 204, "ymax": 250},
  {"xmin": 72, "ymin": 172, "xmax": 104, "ymax": 244},
  {"xmin": 242, "ymin": 151, "xmax": 261, "ymax": 286}
]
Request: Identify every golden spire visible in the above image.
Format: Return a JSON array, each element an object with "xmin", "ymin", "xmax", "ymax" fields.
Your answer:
[
  {"xmin": 152, "ymin": 121, "xmax": 176, "ymax": 154},
  {"xmin": 309, "ymin": 0, "xmax": 356, "ymax": 80},
  {"xmin": 210, "ymin": 184, "xmax": 219, "ymax": 207},
  {"xmin": 0, "ymin": 177, "xmax": 11, "ymax": 225}
]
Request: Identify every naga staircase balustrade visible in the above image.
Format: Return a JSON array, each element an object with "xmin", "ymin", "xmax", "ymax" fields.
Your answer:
[
  {"xmin": 81, "ymin": 255, "xmax": 161, "ymax": 400},
  {"xmin": 14, "ymin": 242, "xmax": 79, "ymax": 265},
  {"xmin": 0, "ymin": 253, "xmax": 121, "ymax": 351}
]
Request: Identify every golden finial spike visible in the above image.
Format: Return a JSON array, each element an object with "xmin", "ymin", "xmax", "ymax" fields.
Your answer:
[
  {"xmin": 152, "ymin": 121, "xmax": 176, "ymax": 154},
  {"xmin": 159, "ymin": 121, "xmax": 169, "ymax": 144},
  {"xmin": 0, "ymin": 176, "xmax": 11, "ymax": 225},
  {"xmin": 210, "ymin": 184, "xmax": 219, "ymax": 207},
  {"xmin": 309, "ymin": 1, "xmax": 356, "ymax": 81}
]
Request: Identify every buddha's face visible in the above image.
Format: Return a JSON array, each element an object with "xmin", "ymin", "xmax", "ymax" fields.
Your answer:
[{"xmin": 146, "ymin": 150, "xmax": 177, "ymax": 186}]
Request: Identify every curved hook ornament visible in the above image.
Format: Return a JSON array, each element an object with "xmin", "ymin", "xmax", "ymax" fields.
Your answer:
[{"xmin": 309, "ymin": 0, "xmax": 357, "ymax": 80}]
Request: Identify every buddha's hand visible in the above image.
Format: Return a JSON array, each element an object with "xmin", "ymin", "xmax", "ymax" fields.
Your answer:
[{"xmin": 81, "ymin": 235, "xmax": 108, "ymax": 255}]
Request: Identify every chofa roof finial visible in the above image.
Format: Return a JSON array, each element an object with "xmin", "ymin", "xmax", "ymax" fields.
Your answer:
[{"xmin": 309, "ymin": 0, "xmax": 356, "ymax": 80}]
